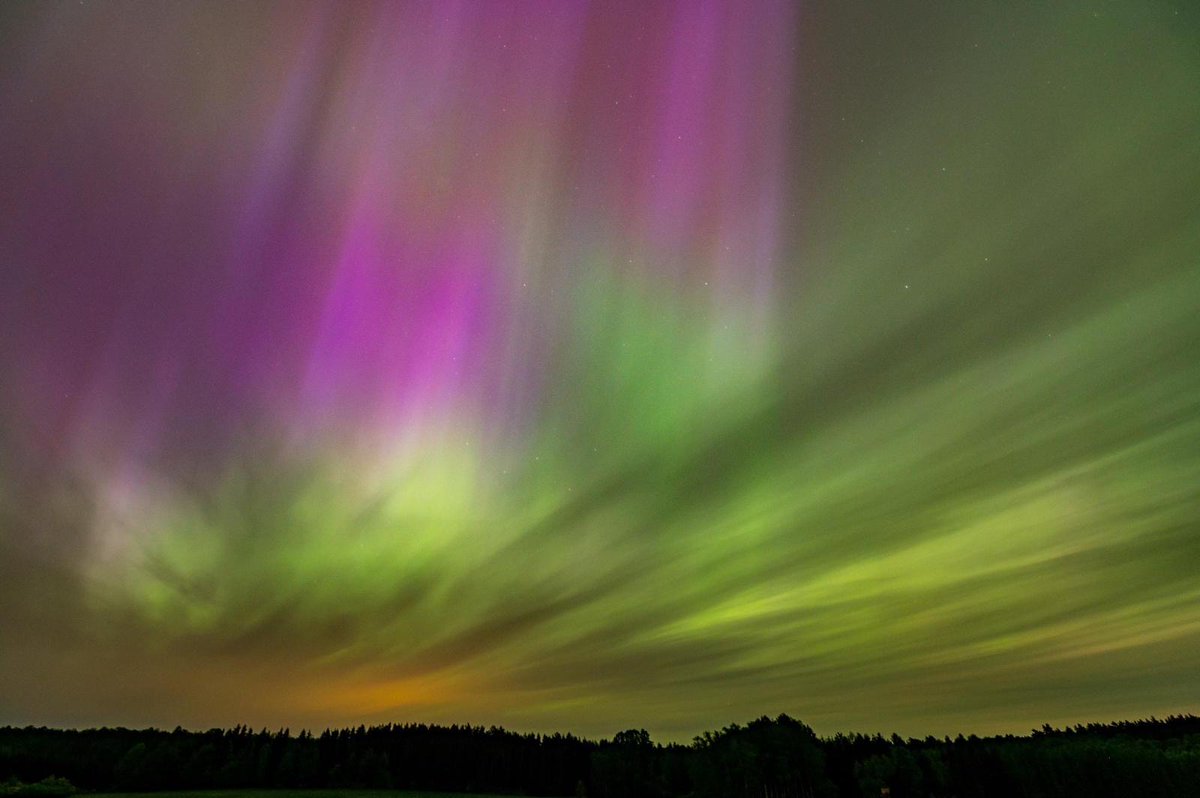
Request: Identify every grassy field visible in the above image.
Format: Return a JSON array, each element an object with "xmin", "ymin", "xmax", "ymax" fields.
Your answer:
[{"xmin": 94, "ymin": 792, "xmax": 531, "ymax": 798}]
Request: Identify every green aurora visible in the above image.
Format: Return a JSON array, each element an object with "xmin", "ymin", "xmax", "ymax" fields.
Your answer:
[{"xmin": 0, "ymin": 1, "xmax": 1198, "ymax": 740}]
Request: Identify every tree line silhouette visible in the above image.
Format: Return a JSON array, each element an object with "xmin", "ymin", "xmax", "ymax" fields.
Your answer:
[{"xmin": 2, "ymin": 713, "xmax": 1198, "ymax": 797}]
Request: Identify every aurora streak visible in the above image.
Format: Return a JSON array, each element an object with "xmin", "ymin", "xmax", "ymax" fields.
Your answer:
[{"xmin": 1, "ymin": 0, "xmax": 1198, "ymax": 740}]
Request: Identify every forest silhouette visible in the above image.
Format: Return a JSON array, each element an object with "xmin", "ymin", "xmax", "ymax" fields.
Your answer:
[{"xmin": 3, "ymin": 713, "xmax": 1199, "ymax": 797}]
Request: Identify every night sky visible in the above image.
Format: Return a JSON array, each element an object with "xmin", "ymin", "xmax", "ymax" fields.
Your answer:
[{"xmin": 1, "ymin": 1, "xmax": 1198, "ymax": 741}]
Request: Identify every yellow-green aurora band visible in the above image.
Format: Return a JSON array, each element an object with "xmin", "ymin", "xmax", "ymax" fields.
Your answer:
[{"xmin": 0, "ymin": 1, "xmax": 1197, "ymax": 740}]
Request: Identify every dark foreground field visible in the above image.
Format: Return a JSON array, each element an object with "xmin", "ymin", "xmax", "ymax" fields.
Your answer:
[
  {"xmin": 95, "ymin": 792, "xmax": 526, "ymax": 798},
  {"xmin": 5, "ymin": 714, "xmax": 1200, "ymax": 797}
]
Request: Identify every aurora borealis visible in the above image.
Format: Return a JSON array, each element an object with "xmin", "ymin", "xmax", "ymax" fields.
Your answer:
[{"xmin": 1, "ymin": 0, "xmax": 1199, "ymax": 741}]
